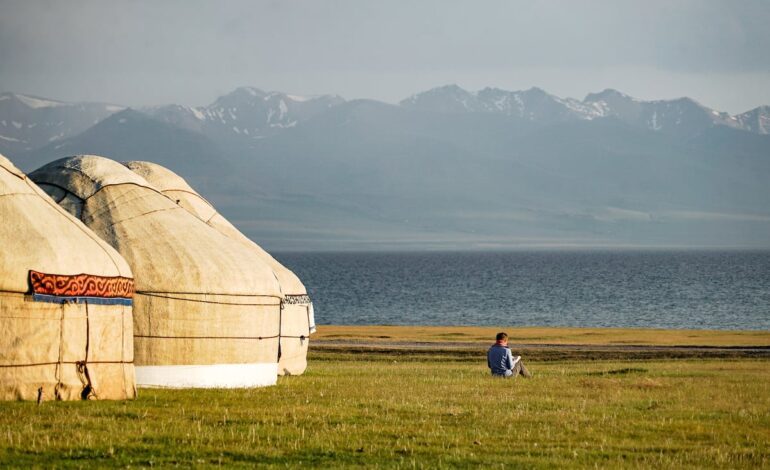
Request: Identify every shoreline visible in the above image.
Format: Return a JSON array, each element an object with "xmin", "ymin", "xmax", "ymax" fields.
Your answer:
[
  {"xmin": 313, "ymin": 324, "xmax": 770, "ymax": 346},
  {"xmin": 311, "ymin": 325, "xmax": 770, "ymax": 360}
]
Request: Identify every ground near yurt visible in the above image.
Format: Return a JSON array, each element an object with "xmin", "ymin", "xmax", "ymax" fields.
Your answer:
[{"xmin": 1, "ymin": 327, "xmax": 769, "ymax": 468}]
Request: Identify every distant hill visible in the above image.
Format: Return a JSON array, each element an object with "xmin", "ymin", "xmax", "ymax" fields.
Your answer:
[
  {"xmin": 4, "ymin": 85, "xmax": 770, "ymax": 250},
  {"xmin": 0, "ymin": 92, "xmax": 123, "ymax": 155},
  {"xmin": 17, "ymin": 109, "xmax": 242, "ymax": 194}
]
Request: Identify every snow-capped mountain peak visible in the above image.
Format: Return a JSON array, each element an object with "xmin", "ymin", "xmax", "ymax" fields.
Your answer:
[
  {"xmin": 734, "ymin": 105, "xmax": 770, "ymax": 135},
  {"xmin": 402, "ymin": 85, "xmax": 605, "ymax": 121},
  {"xmin": 401, "ymin": 85, "xmax": 769, "ymax": 136},
  {"xmin": 142, "ymin": 87, "xmax": 346, "ymax": 140}
]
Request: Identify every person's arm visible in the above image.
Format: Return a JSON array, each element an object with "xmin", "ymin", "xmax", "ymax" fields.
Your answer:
[{"xmin": 505, "ymin": 349, "xmax": 514, "ymax": 370}]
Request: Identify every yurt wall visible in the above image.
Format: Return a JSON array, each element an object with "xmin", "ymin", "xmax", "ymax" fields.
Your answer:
[
  {"xmin": 30, "ymin": 155, "xmax": 284, "ymax": 388},
  {"xmin": 0, "ymin": 154, "xmax": 135, "ymax": 401},
  {"xmin": 125, "ymin": 161, "xmax": 314, "ymax": 376}
]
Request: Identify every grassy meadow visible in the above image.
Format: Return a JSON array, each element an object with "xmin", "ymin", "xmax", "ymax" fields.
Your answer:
[{"xmin": 1, "ymin": 329, "xmax": 769, "ymax": 468}]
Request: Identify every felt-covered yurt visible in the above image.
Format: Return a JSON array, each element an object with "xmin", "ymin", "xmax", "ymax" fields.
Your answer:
[
  {"xmin": 30, "ymin": 155, "xmax": 284, "ymax": 388},
  {"xmin": 0, "ymin": 154, "xmax": 135, "ymax": 401},
  {"xmin": 124, "ymin": 161, "xmax": 315, "ymax": 376}
]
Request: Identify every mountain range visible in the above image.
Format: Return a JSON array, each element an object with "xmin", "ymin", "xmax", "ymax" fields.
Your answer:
[
  {"xmin": 403, "ymin": 85, "xmax": 770, "ymax": 140},
  {"xmin": 2, "ymin": 86, "xmax": 769, "ymax": 250}
]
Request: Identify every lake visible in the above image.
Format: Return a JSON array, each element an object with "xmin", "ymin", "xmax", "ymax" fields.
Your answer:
[{"xmin": 275, "ymin": 250, "xmax": 770, "ymax": 330}]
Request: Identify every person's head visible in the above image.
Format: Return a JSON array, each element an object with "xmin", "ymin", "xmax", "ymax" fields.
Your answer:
[{"xmin": 495, "ymin": 332, "xmax": 508, "ymax": 344}]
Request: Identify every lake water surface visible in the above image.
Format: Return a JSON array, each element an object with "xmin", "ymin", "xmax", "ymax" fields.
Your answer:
[{"xmin": 275, "ymin": 250, "xmax": 770, "ymax": 330}]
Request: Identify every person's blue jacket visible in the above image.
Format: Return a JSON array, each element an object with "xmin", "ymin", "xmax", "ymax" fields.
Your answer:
[{"xmin": 487, "ymin": 343, "xmax": 514, "ymax": 376}]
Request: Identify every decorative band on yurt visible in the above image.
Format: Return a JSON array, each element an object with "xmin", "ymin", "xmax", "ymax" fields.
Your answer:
[
  {"xmin": 283, "ymin": 294, "xmax": 311, "ymax": 305},
  {"xmin": 28, "ymin": 270, "xmax": 134, "ymax": 305}
]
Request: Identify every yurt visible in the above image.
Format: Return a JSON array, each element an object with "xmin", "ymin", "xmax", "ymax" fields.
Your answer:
[
  {"xmin": 125, "ymin": 161, "xmax": 315, "ymax": 376},
  {"xmin": 0, "ymin": 154, "xmax": 135, "ymax": 401},
  {"xmin": 30, "ymin": 155, "xmax": 283, "ymax": 388}
]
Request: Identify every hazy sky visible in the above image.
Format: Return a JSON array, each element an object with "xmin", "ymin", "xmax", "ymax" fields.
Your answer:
[{"xmin": 1, "ymin": 0, "xmax": 769, "ymax": 113}]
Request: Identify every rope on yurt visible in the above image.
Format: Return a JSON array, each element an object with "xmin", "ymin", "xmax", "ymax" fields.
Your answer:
[
  {"xmin": 0, "ymin": 360, "xmax": 133, "ymax": 368},
  {"xmin": 134, "ymin": 334, "xmax": 279, "ymax": 340},
  {"xmin": 0, "ymin": 163, "xmax": 25, "ymax": 179},
  {"xmin": 277, "ymin": 300, "xmax": 283, "ymax": 361},
  {"xmin": 121, "ymin": 303, "xmax": 127, "ymax": 394},
  {"xmin": 0, "ymin": 192, "xmax": 40, "ymax": 199},
  {"xmin": 134, "ymin": 291, "xmax": 281, "ymax": 306},
  {"xmin": 0, "ymin": 288, "xmax": 27, "ymax": 295},
  {"xmin": 76, "ymin": 301, "xmax": 96, "ymax": 400},
  {"xmin": 162, "ymin": 188, "xmax": 217, "ymax": 210},
  {"xmin": 136, "ymin": 289, "xmax": 282, "ymax": 298},
  {"xmin": 101, "ymin": 206, "xmax": 187, "ymax": 228},
  {"xmin": 54, "ymin": 302, "xmax": 65, "ymax": 400},
  {"xmin": 83, "ymin": 181, "xmax": 185, "ymax": 204}
]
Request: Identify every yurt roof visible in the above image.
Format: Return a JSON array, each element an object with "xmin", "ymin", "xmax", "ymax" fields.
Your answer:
[
  {"xmin": 0, "ymin": 153, "xmax": 133, "ymax": 294},
  {"xmin": 31, "ymin": 155, "xmax": 149, "ymax": 200},
  {"xmin": 29, "ymin": 155, "xmax": 282, "ymax": 298},
  {"xmin": 124, "ymin": 160, "xmax": 307, "ymax": 296},
  {"xmin": 124, "ymin": 160, "xmax": 218, "ymax": 222},
  {"xmin": 125, "ymin": 160, "xmax": 199, "ymax": 197}
]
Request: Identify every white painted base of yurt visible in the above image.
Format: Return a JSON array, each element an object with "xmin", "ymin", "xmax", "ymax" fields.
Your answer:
[{"xmin": 135, "ymin": 363, "xmax": 278, "ymax": 388}]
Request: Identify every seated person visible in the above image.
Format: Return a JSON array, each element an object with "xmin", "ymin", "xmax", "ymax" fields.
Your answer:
[{"xmin": 487, "ymin": 332, "xmax": 532, "ymax": 378}]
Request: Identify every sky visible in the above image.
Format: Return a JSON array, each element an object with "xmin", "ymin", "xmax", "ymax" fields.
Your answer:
[{"xmin": 1, "ymin": 0, "xmax": 769, "ymax": 113}]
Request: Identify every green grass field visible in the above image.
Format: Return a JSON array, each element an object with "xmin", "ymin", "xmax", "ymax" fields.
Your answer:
[{"xmin": 1, "ymin": 345, "xmax": 769, "ymax": 468}]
